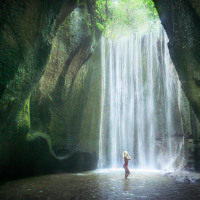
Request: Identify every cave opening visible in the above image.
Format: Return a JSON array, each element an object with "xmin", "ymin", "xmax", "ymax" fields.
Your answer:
[{"xmin": 1, "ymin": 0, "xmax": 200, "ymax": 199}]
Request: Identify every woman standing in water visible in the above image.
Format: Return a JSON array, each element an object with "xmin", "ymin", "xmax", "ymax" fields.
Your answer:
[{"xmin": 122, "ymin": 151, "xmax": 131, "ymax": 178}]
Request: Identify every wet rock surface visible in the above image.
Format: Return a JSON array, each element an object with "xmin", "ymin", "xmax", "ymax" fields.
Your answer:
[
  {"xmin": 0, "ymin": 0, "xmax": 101, "ymax": 180},
  {"xmin": 0, "ymin": 0, "xmax": 79, "ymax": 180},
  {"xmin": 153, "ymin": 0, "xmax": 200, "ymax": 172},
  {"xmin": 165, "ymin": 171, "xmax": 200, "ymax": 183},
  {"xmin": 153, "ymin": 0, "xmax": 200, "ymax": 120},
  {"xmin": 0, "ymin": 0, "xmax": 76, "ymax": 133},
  {"xmin": 0, "ymin": 170, "xmax": 200, "ymax": 200}
]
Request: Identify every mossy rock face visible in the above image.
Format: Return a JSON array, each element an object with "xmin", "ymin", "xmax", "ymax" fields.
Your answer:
[
  {"xmin": 153, "ymin": 0, "xmax": 200, "ymax": 170},
  {"xmin": 6, "ymin": 0, "xmax": 100, "ymax": 178},
  {"xmin": 153, "ymin": 0, "xmax": 200, "ymax": 120},
  {"xmin": 28, "ymin": 3, "xmax": 101, "ymax": 164},
  {"xmin": 0, "ymin": 0, "xmax": 104, "ymax": 180},
  {"xmin": 0, "ymin": 0, "xmax": 76, "ymax": 132},
  {"xmin": 0, "ymin": 0, "xmax": 77, "ymax": 136}
]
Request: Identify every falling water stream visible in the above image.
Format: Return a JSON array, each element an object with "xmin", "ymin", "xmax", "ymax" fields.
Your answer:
[{"xmin": 99, "ymin": 26, "xmax": 184, "ymax": 170}]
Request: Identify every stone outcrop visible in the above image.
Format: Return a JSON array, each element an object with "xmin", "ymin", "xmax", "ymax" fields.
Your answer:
[
  {"xmin": 187, "ymin": 0, "xmax": 200, "ymax": 18},
  {"xmin": 178, "ymin": 85, "xmax": 200, "ymax": 171},
  {"xmin": 28, "ymin": 4, "xmax": 101, "ymax": 162},
  {"xmin": 153, "ymin": 0, "xmax": 200, "ymax": 120},
  {"xmin": 0, "ymin": 0, "xmax": 76, "ymax": 134},
  {"xmin": 153, "ymin": 0, "xmax": 200, "ymax": 170},
  {"xmin": 0, "ymin": 0, "xmax": 101, "ymax": 181}
]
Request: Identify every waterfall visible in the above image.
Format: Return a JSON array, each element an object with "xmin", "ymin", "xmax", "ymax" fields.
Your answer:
[{"xmin": 98, "ymin": 26, "xmax": 184, "ymax": 170}]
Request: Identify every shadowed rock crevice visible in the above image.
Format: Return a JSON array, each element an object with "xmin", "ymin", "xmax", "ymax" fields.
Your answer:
[
  {"xmin": 0, "ymin": 0, "xmax": 77, "ymax": 134},
  {"xmin": 153, "ymin": 0, "xmax": 200, "ymax": 120},
  {"xmin": 153, "ymin": 0, "xmax": 200, "ymax": 171},
  {"xmin": 0, "ymin": 0, "xmax": 101, "ymax": 180},
  {"xmin": 28, "ymin": 1, "xmax": 101, "ymax": 162}
]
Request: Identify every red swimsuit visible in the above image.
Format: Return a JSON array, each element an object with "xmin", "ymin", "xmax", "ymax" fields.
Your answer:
[
  {"xmin": 123, "ymin": 158, "xmax": 128, "ymax": 168},
  {"xmin": 123, "ymin": 157, "xmax": 130, "ymax": 177}
]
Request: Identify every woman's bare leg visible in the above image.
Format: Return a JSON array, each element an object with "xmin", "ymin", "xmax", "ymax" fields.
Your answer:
[
  {"xmin": 123, "ymin": 166, "xmax": 126, "ymax": 178},
  {"xmin": 126, "ymin": 168, "xmax": 130, "ymax": 178},
  {"xmin": 124, "ymin": 167, "xmax": 130, "ymax": 178}
]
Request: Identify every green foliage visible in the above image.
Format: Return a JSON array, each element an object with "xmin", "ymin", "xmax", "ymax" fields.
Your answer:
[
  {"xmin": 17, "ymin": 95, "xmax": 31, "ymax": 131},
  {"xmin": 95, "ymin": 0, "xmax": 111, "ymax": 31},
  {"xmin": 95, "ymin": 0, "xmax": 159, "ymax": 38},
  {"xmin": 96, "ymin": 22, "xmax": 105, "ymax": 31}
]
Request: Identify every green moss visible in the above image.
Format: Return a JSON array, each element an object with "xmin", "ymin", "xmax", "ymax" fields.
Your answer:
[
  {"xmin": 17, "ymin": 95, "xmax": 31, "ymax": 131},
  {"xmin": 26, "ymin": 131, "xmax": 56, "ymax": 158}
]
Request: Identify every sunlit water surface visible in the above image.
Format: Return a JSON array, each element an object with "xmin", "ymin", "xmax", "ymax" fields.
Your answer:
[{"xmin": 0, "ymin": 170, "xmax": 200, "ymax": 200}]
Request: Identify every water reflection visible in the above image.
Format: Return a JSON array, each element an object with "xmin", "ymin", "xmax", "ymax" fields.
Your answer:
[
  {"xmin": 123, "ymin": 178, "xmax": 131, "ymax": 191},
  {"xmin": 0, "ymin": 170, "xmax": 200, "ymax": 200}
]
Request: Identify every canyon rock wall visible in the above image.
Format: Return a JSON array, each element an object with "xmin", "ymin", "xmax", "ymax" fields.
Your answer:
[
  {"xmin": 0, "ymin": 0, "xmax": 101, "ymax": 181},
  {"xmin": 153, "ymin": 0, "xmax": 200, "ymax": 171},
  {"xmin": 153, "ymin": 0, "xmax": 200, "ymax": 119},
  {"xmin": 1, "ymin": 0, "xmax": 200, "ymax": 181}
]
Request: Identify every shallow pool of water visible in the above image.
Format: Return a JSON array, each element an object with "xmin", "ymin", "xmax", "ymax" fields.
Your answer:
[{"xmin": 0, "ymin": 169, "xmax": 200, "ymax": 200}]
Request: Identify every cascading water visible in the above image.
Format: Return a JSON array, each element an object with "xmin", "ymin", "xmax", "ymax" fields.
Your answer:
[{"xmin": 98, "ymin": 26, "xmax": 184, "ymax": 170}]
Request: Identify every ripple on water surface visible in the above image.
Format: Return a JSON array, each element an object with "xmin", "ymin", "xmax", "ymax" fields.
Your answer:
[{"xmin": 0, "ymin": 169, "xmax": 200, "ymax": 200}]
